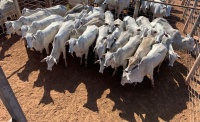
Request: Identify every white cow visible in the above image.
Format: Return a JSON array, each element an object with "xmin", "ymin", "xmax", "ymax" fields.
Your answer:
[
  {"xmin": 30, "ymin": 22, "xmax": 63, "ymax": 57},
  {"xmin": 106, "ymin": 19, "xmax": 124, "ymax": 51},
  {"xmin": 147, "ymin": 21, "xmax": 165, "ymax": 43},
  {"xmin": 104, "ymin": 35, "xmax": 141, "ymax": 76},
  {"xmin": 68, "ymin": 25, "xmax": 99, "ymax": 66},
  {"xmin": 109, "ymin": 31, "xmax": 132, "ymax": 52},
  {"xmin": 71, "ymin": 17, "xmax": 104, "ymax": 38},
  {"xmin": 41, "ymin": 20, "xmax": 75, "ymax": 71},
  {"xmin": 21, "ymin": 8, "xmax": 43, "ymax": 16},
  {"xmin": 94, "ymin": 25, "xmax": 110, "ymax": 59},
  {"xmin": 80, "ymin": 7, "xmax": 105, "ymax": 25},
  {"xmin": 123, "ymin": 16, "xmax": 142, "ymax": 37},
  {"xmin": 121, "ymin": 42, "xmax": 168, "ymax": 87},
  {"xmin": 151, "ymin": 3, "xmax": 167, "ymax": 19},
  {"xmin": 136, "ymin": 16, "xmax": 152, "ymax": 39},
  {"xmin": 45, "ymin": 5, "xmax": 68, "ymax": 17},
  {"xmin": 5, "ymin": 11, "xmax": 51, "ymax": 36},
  {"xmin": 125, "ymin": 35, "xmax": 156, "ymax": 72},
  {"xmin": 103, "ymin": 0, "xmax": 130, "ymax": 18},
  {"xmin": 105, "ymin": 10, "xmax": 114, "ymax": 33},
  {"xmin": 0, "ymin": 0, "xmax": 16, "ymax": 32},
  {"xmin": 140, "ymin": 1, "xmax": 151, "ymax": 14},
  {"xmin": 22, "ymin": 5, "xmax": 67, "ymax": 17},
  {"xmin": 161, "ymin": 33, "xmax": 180, "ymax": 67},
  {"xmin": 64, "ymin": 9, "xmax": 87, "ymax": 21},
  {"xmin": 152, "ymin": 17, "xmax": 195, "ymax": 51},
  {"xmin": 21, "ymin": 15, "xmax": 64, "ymax": 38}
]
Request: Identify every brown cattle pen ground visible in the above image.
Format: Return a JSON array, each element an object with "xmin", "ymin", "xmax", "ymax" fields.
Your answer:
[{"xmin": 0, "ymin": 1, "xmax": 200, "ymax": 122}]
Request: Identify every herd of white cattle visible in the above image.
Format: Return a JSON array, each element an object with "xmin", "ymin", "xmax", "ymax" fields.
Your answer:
[{"xmin": 2, "ymin": 1, "xmax": 198, "ymax": 87}]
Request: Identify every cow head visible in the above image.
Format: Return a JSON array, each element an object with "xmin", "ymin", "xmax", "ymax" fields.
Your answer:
[
  {"xmin": 13, "ymin": 20, "xmax": 22, "ymax": 36},
  {"xmin": 182, "ymin": 34, "xmax": 195, "ymax": 51},
  {"xmin": 24, "ymin": 33, "xmax": 34, "ymax": 49},
  {"xmin": 21, "ymin": 8, "xmax": 29, "ymax": 16},
  {"xmin": 95, "ymin": 56, "xmax": 106, "ymax": 73},
  {"xmin": 5, "ymin": 21, "xmax": 15, "ymax": 35},
  {"xmin": 21, "ymin": 25, "xmax": 29, "ymax": 38},
  {"xmin": 67, "ymin": 38, "xmax": 77, "ymax": 57},
  {"xmin": 32, "ymin": 34, "xmax": 37, "ymax": 49},
  {"xmin": 41, "ymin": 56, "xmax": 57, "ymax": 71},
  {"xmin": 121, "ymin": 64, "xmax": 144, "ymax": 86},
  {"xmin": 95, "ymin": 41, "xmax": 107, "ymax": 58},
  {"xmin": 106, "ymin": 35, "xmax": 116, "ymax": 51},
  {"xmin": 168, "ymin": 52, "xmax": 180, "ymax": 67},
  {"xmin": 104, "ymin": 52, "xmax": 114, "ymax": 68}
]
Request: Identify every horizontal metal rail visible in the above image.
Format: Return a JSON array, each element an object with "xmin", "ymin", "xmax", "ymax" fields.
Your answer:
[{"xmin": 141, "ymin": 0, "xmax": 200, "ymax": 10}]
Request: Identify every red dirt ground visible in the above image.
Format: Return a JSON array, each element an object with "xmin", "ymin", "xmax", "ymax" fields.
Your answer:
[{"xmin": 0, "ymin": 1, "xmax": 199, "ymax": 122}]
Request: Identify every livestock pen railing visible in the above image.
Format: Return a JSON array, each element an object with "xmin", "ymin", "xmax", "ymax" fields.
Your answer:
[{"xmin": 0, "ymin": 0, "xmax": 200, "ymax": 121}]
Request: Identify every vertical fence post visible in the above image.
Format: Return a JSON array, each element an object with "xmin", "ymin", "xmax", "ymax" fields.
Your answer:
[
  {"xmin": 133, "ymin": 0, "xmax": 140, "ymax": 19},
  {"xmin": 183, "ymin": 0, "xmax": 198, "ymax": 33},
  {"xmin": 13, "ymin": 0, "xmax": 21, "ymax": 18},
  {"xmin": 0, "ymin": 67, "xmax": 27, "ymax": 122},
  {"xmin": 45, "ymin": 0, "xmax": 52, "ymax": 7},
  {"xmin": 190, "ymin": 13, "xmax": 200, "ymax": 36}
]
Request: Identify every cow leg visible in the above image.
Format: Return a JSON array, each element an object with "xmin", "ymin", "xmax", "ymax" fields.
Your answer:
[
  {"xmin": 40, "ymin": 50, "xmax": 43, "ymax": 59},
  {"xmin": 157, "ymin": 62, "xmax": 162, "ymax": 73},
  {"xmin": 85, "ymin": 50, "xmax": 89, "ymax": 67},
  {"xmin": 149, "ymin": 69, "xmax": 154, "ymax": 88},
  {"xmin": 45, "ymin": 46, "xmax": 49, "ymax": 55},
  {"xmin": 122, "ymin": 60, "xmax": 128, "ymax": 70},
  {"xmin": 112, "ymin": 68, "xmax": 117, "ymax": 76},
  {"xmin": 95, "ymin": 52, "xmax": 98, "ymax": 61},
  {"xmin": 80, "ymin": 57, "xmax": 82, "ymax": 65},
  {"xmin": 62, "ymin": 48, "xmax": 67, "ymax": 68}
]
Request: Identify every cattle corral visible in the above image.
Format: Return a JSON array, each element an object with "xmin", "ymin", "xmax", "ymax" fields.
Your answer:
[{"xmin": 0, "ymin": 0, "xmax": 200, "ymax": 122}]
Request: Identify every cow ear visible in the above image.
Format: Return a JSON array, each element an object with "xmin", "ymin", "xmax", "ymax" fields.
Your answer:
[
  {"xmin": 95, "ymin": 60, "xmax": 100, "ymax": 64},
  {"xmin": 53, "ymin": 58, "xmax": 57, "ymax": 64},
  {"xmin": 41, "ymin": 57, "xmax": 47, "ymax": 62}
]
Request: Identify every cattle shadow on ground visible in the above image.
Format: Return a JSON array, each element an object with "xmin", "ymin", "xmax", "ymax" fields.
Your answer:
[
  {"xmin": 0, "ymin": 34, "xmax": 20, "ymax": 60},
  {"xmin": 106, "ymin": 60, "xmax": 189, "ymax": 121},
  {"xmin": 17, "ymin": 38, "xmax": 190, "ymax": 121}
]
